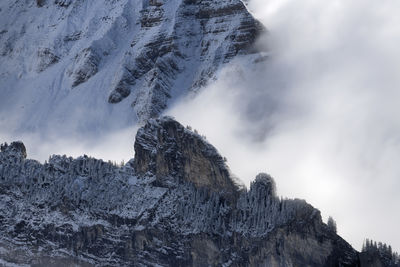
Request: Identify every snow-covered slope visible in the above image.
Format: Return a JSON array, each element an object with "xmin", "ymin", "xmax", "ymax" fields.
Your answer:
[{"xmin": 0, "ymin": 0, "xmax": 263, "ymax": 135}]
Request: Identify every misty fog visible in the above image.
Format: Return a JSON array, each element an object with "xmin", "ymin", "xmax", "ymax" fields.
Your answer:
[{"xmin": 168, "ymin": 0, "xmax": 400, "ymax": 251}]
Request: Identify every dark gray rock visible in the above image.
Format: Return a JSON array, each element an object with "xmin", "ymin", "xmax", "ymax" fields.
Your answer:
[
  {"xmin": 134, "ymin": 116, "xmax": 239, "ymax": 198},
  {"xmin": 108, "ymin": 76, "xmax": 133, "ymax": 104},
  {"xmin": 36, "ymin": 0, "xmax": 46, "ymax": 7},
  {"xmin": 63, "ymin": 31, "xmax": 82, "ymax": 42},
  {"xmin": 36, "ymin": 48, "xmax": 60, "ymax": 72},
  {"xmin": 71, "ymin": 47, "xmax": 100, "ymax": 87},
  {"xmin": 54, "ymin": 0, "xmax": 72, "ymax": 7}
]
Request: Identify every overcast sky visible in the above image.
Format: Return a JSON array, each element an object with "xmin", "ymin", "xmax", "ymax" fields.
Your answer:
[{"xmin": 168, "ymin": 0, "xmax": 400, "ymax": 252}]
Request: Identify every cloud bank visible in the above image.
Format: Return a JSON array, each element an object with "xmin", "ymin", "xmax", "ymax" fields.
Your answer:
[
  {"xmin": 0, "ymin": 127, "xmax": 137, "ymax": 165},
  {"xmin": 168, "ymin": 0, "xmax": 400, "ymax": 251}
]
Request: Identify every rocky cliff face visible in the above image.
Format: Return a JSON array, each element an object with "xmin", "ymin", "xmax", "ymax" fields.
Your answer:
[
  {"xmin": 134, "ymin": 117, "xmax": 239, "ymax": 197},
  {"xmin": 0, "ymin": 0, "xmax": 264, "ymax": 133},
  {"xmin": 2, "ymin": 116, "xmax": 395, "ymax": 266}
]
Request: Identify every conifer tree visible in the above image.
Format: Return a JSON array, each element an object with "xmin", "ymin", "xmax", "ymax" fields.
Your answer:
[{"xmin": 327, "ymin": 216, "xmax": 337, "ymax": 233}]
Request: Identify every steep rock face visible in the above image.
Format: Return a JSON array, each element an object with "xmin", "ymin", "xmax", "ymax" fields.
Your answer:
[
  {"xmin": 108, "ymin": 0, "xmax": 264, "ymax": 119},
  {"xmin": 70, "ymin": 47, "xmax": 100, "ymax": 87},
  {"xmin": 0, "ymin": 116, "xmax": 383, "ymax": 266},
  {"xmin": 134, "ymin": 116, "xmax": 239, "ymax": 197},
  {"xmin": 0, "ymin": 0, "xmax": 264, "ymax": 134}
]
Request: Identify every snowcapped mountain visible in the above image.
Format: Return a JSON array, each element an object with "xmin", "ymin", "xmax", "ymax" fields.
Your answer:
[
  {"xmin": 1, "ymin": 1, "xmax": 399, "ymax": 266},
  {"xmin": 0, "ymin": 0, "xmax": 263, "ymax": 134}
]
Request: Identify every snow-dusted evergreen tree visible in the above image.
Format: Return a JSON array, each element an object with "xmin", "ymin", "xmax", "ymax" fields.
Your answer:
[
  {"xmin": 327, "ymin": 216, "xmax": 337, "ymax": 233},
  {"xmin": 362, "ymin": 238, "xmax": 400, "ymax": 266}
]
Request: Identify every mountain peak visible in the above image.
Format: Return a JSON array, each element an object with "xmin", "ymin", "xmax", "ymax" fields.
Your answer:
[{"xmin": 134, "ymin": 116, "xmax": 240, "ymax": 196}]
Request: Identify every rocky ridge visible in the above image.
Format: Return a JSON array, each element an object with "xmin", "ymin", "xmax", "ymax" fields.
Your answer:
[{"xmin": 1, "ymin": 116, "xmax": 397, "ymax": 266}]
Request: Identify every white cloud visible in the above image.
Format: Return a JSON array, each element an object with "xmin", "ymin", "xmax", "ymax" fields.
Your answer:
[
  {"xmin": 0, "ymin": 126, "xmax": 137, "ymax": 164},
  {"xmin": 168, "ymin": 0, "xmax": 400, "ymax": 251}
]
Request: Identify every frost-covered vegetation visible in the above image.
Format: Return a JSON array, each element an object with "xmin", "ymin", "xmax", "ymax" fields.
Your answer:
[
  {"xmin": 0, "ymin": 117, "xmax": 360, "ymax": 266},
  {"xmin": 362, "ymin": 239, "xmax": 400, "ymax": 266}
]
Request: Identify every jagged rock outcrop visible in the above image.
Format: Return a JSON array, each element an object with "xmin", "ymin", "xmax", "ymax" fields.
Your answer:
[
  {"xmin": 70, "ymin": 47, "xmax": 100, "ymax": 87},
  {"xmin": 0, "ymin": 0, "xmax": 265, "ymax": 134},
  {"xmin": 134, "ymin": 117, "xmax": 239, "ymax": 197},
  {"xmin": 1, "ymin": 116, "xmax": 395, "ymax": 266},
  {"xmin": 36, "ymin": 48, "xmax": 60, "ymax": 72}
]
